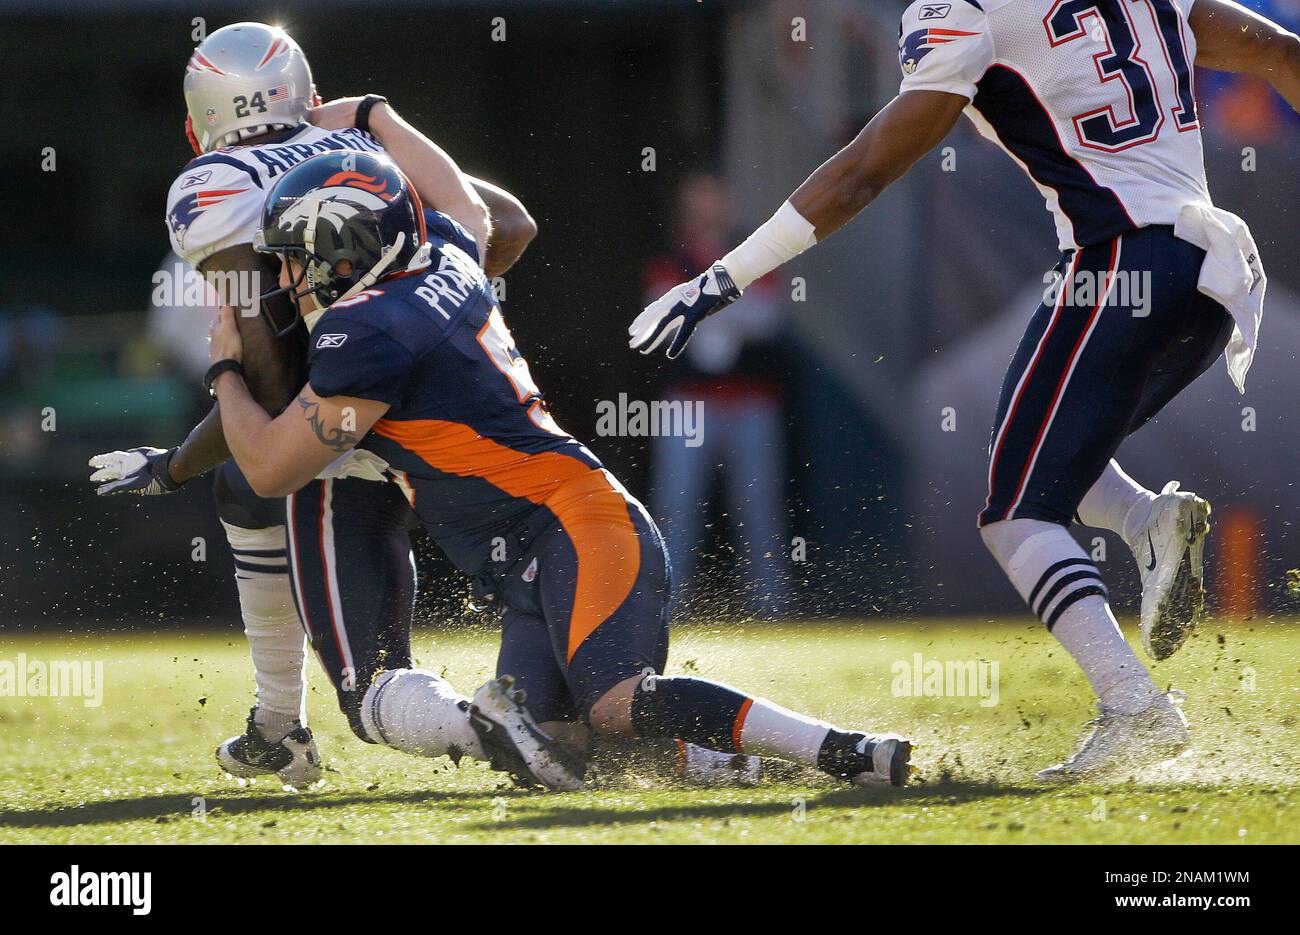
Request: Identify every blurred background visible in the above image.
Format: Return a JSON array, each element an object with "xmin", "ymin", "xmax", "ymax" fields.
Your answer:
[{"xmin": 2, "ymin": 0, "xmax": 1298, "ymax": 630}]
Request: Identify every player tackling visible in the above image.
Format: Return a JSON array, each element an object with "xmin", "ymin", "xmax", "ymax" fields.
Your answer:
[
  {"xmin": 206, "ymin": 149, "xmax": 914, "ymax": 790},
  {"xmin": 632, "ymin": 0, "xmax": 1295, "ymax": 780},
  {"xmin": 88, "ymin": 22, "xmax": 540, "ymax": 786}
]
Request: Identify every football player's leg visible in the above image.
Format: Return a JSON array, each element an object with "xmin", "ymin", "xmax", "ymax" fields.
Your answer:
[
  {"xmin": 212, "ymin": 461, "xmax": 321, "ymax": 785},
  {"xmin": 538, "ymin": 490, "xmax": 910, "ymax": 786},
  {"xmin": 498, "ymin": 605, "xmax": 764, "ymax": 787},
  {"xmin": 214, "ymin": 463, "xmax": 305, "ymax": 738},
  {"xmin": 287, "ymin": 477, "xmax": 485, "ymax": 764},
  {"xmin": 1119, "ymin": 289, "xmax": 1233, "ymax": 659},
  {"xmin": 1075, "ymin": 460, "xmax": 1156, "ymax": 542},
  {"xmin": 497, "ymin": 607, "xmax": 584, "ymax": 746},
  {"xmin": 1076, "ymin": 243, "xmax": 1233, "ymax": 659},
  {"xmin": 980, "ymin": 234, "xmax": 1189, "ymax": 778}
]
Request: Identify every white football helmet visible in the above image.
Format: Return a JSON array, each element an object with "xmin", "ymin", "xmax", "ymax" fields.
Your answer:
[{"xmin": 183, "ymin": 22, "xmax": 316, "ymax": 154}]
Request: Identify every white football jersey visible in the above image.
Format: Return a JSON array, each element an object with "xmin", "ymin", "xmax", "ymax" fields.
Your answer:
[
  {"xmin": 164, "ymin": 124, "xmax": 394, "ymax": 484},
  {"xmin": 164, "ymin": 124, "xmax": 386, "ymax": 267},
  {"xmin": 899, "ymin": 0, "xmax": 1212, "ymax": 250}
]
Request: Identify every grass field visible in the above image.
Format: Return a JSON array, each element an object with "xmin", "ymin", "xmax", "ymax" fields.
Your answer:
[{"xmin": 1, "ymin": 618, "xmax": 1296, "ymax": 844}]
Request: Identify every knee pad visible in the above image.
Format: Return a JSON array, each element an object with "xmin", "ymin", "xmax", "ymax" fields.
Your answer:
[{"xmin": 357, "ymin": 668, "xmax": 474, "ymax": 756}]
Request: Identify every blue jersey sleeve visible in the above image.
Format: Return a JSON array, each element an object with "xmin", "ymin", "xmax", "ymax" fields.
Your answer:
[
  {"xmin": 307, "ymin": 317, "xmax": 414, "ymax": 408},
  {"xmin": 423, "ymin": 209, "xmax": 481, "ymax": 265}
]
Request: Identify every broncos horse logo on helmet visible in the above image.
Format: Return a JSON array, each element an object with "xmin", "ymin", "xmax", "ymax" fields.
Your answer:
[{"xmin": 254, "ymin": 151, "xmax": 430, "ymax": 335}]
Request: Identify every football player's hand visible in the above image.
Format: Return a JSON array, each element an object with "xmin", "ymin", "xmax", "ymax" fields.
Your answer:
[
  {"xmin": 308, "ymin": 97, "xmax": 364, "ymax": 130},
  {"xmin": 208, "ymin": 306, "xmax": 243, "ymax": 365},
  {"xmin": 628, "ymin": 264, "xmax": 742, "ymax": 359},
  {"xmin": 89, "ymin": 447, "xmax": 184, "ymax": 496}
]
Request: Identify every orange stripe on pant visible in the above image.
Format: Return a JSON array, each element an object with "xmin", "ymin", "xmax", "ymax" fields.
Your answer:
[
  {"xmin": 731, "ymin": 697, "xmax": 754, "ymax": 753},
  {"xmin": 373, "ymin": 418, "xmax": 641, "ymax": 660}
]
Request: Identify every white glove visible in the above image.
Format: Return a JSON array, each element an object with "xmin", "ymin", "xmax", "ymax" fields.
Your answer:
[{"xmin": 89, "ymin": 447, "xmax": 184, "ymax": 496}]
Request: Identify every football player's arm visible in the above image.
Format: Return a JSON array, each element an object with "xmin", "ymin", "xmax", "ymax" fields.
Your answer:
[
  {"xmin": 465, "ymin": 174, "xmax": 538, "ymax": 278},
  {"xmin": 1191, "ymin": 0, "xmax": 1300, "ymax": 112},
  {"xmin": 788, "ymin": 90, "xmax": 968, "ymax": 240},
  {"xmin": 208, "ymin": 306, "xmax": 388, "ymax": 498},
  {"xmin": 629, "ymin": 90, "xmax": 967, "ymax": 357},
  {"xmin": 311, "ymin": 97, "xmax": 533, "ymax": 275},
  {"xmin": 365, "ymin": 104, "xmax": 492, "ymax": 262},
  {"xmin": 167, "ymin": 246, "xmax": 304, "ymax": 484}
]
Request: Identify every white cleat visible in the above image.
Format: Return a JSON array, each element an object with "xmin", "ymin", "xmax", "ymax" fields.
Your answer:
[
  {"xmin": 678, "ymin": 741, "xmax": 763, "ymax": 787},
  {"xmin": 1130, "ymin": 482, "xmax": 1211, "ymax": 661},
  {"xmin": 469, "ymin": 676, "xmax": 585, "ymax": 791},
  {"xmin": 851, "ymin": 734, "xmax": 913, "ymax": 788},
  {"xmin": 1036, "ymin": 691, "xmax": 1189, "ymax": 783},
  {"xmin": 216, "ymin": 707, "xmax": 322, "ymax": 788}
]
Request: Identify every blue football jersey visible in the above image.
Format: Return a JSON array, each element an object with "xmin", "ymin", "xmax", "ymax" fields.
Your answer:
[{"xmin": 305, "ymin": 211, "xmax": 607, "ymax": 573}]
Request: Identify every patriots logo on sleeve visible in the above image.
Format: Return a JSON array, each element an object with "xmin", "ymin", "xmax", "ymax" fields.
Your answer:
[
  {"xmin": 899, "ymin": 27, "xmax": 980, "ymax": 75},
  {"xmin": 166, "ymin": 188, "xmax": 247, "ymax": 248}
]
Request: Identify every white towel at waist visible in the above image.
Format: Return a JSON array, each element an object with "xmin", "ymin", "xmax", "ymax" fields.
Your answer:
[
  {"xmin": 1173, "ymin": 203, "xmax": 1266, "ymax": 394},
  {"xmin": 317, "ymin": 448, "xmax": 390, "ymax": 482}
]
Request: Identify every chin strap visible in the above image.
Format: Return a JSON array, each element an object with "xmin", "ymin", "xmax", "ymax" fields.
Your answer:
[
  {"xmin": 184, "ymin": 115, "xmax": 203, "ymax": 156},
  {"xmin": 302, "ymin": 229, "xmax": 434, "ymax": 332},
  {"xmin": 334, "ymin": 232, "xmax": 408, "ymax": 306},
  {"xmin": 301, "ymin": 233, "xmax": 417, "ymax": 333}
]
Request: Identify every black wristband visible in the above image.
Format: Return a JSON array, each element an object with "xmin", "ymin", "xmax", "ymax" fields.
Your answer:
[
  {"xmin": 156, "ymin": 447, "xmax": 185, "ymax": 492},
  {"xmin": 355, "ymin": 94, "xmax": 388, "ymax": 135},
  {"xmin": 204, "ymin": 358, "xmax": 245, "ymax": 398}
]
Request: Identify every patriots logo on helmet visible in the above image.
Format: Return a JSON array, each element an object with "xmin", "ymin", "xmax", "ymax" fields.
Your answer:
[
  {"xmin": 167, "ymin": 188, "xmax": 247, "ymax": 248},
  {"xmin": 899, "ymin": 27, "xmax": 979, "ymax": 75}
]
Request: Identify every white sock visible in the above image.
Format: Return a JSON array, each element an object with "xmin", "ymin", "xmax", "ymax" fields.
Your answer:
[
  {"xmin": 1076, "ymin": 460, "xmax": 1156, "ymax": 543},
  {"xmin": 981, "ymin": 518, "xmax": 1158, "ymax": 715},
  {"xmin": 359, "ymin": 668, "xmax": 486, "ymax": 763},
  {"xmin": 734, "ymin": 697, "xmax": 832, "ymax": 766},
  {"xmin": 223, "ymin": 522, "xmax": 307, "ymax": 741},
  {"xmin": 1053, "ymin": 595, "xmax": 1160, "ymax": 714}
]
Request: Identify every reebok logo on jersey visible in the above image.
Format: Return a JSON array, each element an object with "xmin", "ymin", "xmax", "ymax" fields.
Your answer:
[
  {"xmin": 316, "ymin": 333, "xmax": 348, "ymax": 348},
  {"xmin": 919, "ymin": 3, "xmax": 951, "ymax": 19},
  {"xmin": 180, "ymin": 169, "xmax": 212, "ymax": 189}
]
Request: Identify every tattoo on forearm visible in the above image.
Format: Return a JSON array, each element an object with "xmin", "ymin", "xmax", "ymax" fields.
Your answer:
[{"xmin": 297, "ymin": 395, "xmax": 359, "ymax": 452}]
